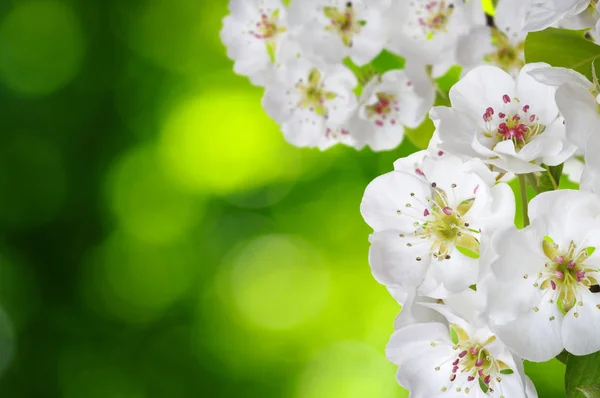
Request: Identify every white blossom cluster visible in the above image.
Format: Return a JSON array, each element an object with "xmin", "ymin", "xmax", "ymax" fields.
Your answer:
[
  {"xmin": 221, "ymin": 0, "xmax": 600, "ymax": 396},
  {"xmin": 221, "ymin": 0, "xmax": 532, "ymax": 151}
]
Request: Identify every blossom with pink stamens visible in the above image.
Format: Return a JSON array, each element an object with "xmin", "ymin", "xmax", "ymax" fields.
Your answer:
[{"xmin": 432, "ymin": 64, "xmax": 575, "ymax": 174}]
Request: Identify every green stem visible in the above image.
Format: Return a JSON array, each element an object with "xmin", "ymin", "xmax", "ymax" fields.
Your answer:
[
  {"xmin": 525, "ymin": 173, "xmax": 541, "ymax": 194},
  {"xmin": 518, "ymin": 174, "xmax": 530, "ymax": 227},
  {"xmin": 544, "ymin": 165, "xmax": 559, "ymax": 190},
  {"xmin": 556, "ymin": 350, "xmax": 569, "ymax": 365}
]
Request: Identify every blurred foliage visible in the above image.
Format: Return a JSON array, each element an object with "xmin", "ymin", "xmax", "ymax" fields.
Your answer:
[
  {"xmin": 524, "ymin": 28, "xmax": 600, "ymax": 81},
  {"xmin": 0, "ymin": 0, "xmax": 566, "ymax": 397}
]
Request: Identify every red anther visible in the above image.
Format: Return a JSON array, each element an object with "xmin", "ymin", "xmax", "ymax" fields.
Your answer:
[{"xmin": 502, "ymin": 94, "xmax": 511, "ymax": 103}]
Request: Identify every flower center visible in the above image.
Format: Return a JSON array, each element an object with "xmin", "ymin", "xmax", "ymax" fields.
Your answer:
[
  {"xmin": 365, "ymin": 92, "xmax": 401, "ymax": 127},
  {"xmin": 433, "ymin": 325, "xmax": 512, "ymax": 395},
  {"xmin": 416, "ymin": 0, "xmax": 455, "ymax": 40},
  {"xmin": 295, "ymin": 68, "xmax": 337, "ymax": 117},
  {"xmin": 398, "ymin": 183, "xmax": 480, "ymax": 260},
  {"xmin": 323, "ymin": 2, "xmax": 364, "ymax": 47},
  {"xmin": 526, "ymin": 239, "xmax": 599, "ymax": 315},
  {"xmin": 482, "ymin": 94, "xmax": 546, "ymax": 151},
  {"xmin": 249, "ymin": 9, "xmax": 287, "ymax": 61},
  {"xmin": 484, "ymin": 28, "xmax": 524, "ymax": 73}
]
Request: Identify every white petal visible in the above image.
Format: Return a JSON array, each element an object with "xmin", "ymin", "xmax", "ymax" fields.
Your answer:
[
  {"xmin": 419, "ymin": 253, "xmax": 479, "ymax": 298},
  {"xmin": 449, "ymin": 65, "xmax": 516, "ymax": 117},
  {"xmin": 562, "ymin": 289, "xmax": 600, "ymax": 355},
  {"xmin": 386, "ymin": 322, "xmax": 452, "ymax": 366},
  {"xmin": 431, "ymin": 106, "xmax": 481, "ymax": 159},
  {"xmin": 361, "ymin": 171, "xmax": 430, "ymax": 232},
  {"xmin": 490, "ymin": 223, "xmax": 547, "ymax": 281},
  {"xmin": 490, "ymin": 289, "xmax": 564, "ymax": 362},
  {"xmin": 477, "ymin": 183, "xmax": 516, "ymax": 232},
  {"xmin": 393, "ymin": 289, "xmax": 448, "ymax": 329},
  {"xmin": 517, "ymin": 63, "xmax": 559, "ymax": 125},
  {"xmin": 556, "ymin": 83, "xmax": 600, "ymax": 150},
  {"xmin": 527, "ymin": 66, "xmax": 593, "ymax": 91},
  {"xmin": 368, "ymin": 231, "xmax": 431, "ymax": 289}
]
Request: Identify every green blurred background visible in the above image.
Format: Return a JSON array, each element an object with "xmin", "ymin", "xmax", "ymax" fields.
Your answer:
[{"xmin": 0, "ymin": 0, "xmax": 566, "ymax": 396}]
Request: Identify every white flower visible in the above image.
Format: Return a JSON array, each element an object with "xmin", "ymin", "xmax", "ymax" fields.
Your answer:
[
  {"xmin": 486, "ymin": 190, "xmax": 600, "ymax": 361},
  {"xmin": 457, "ymin": 0, "xmax": 527, "ymax": 77},
  {"xmin": 387, "ymin": 0, "xmax": 485, "ymax": 77},
  {"xmin": 262, "ymin": 57, "xmax": 357, "ymax": 149},
  {"xmin": 361, "ymin": 154, "xmax": 515, "ymax": 298},
  {"xmin": 564, "ymin": 156, "xmax": 585, "ymax": 184},
  {"xmin": 349, "ymin": 67, "xmax": 434, "ymax": 151},
  {"xmin": 433, "ymin": 64, "xmax": 576, "ymax": 174},
  {"xmin": 287, "ymin": 0, "xmax": 390, "ymax": 65},
  {"xmin": 387, "ymin": 308, "xmax": 537, "ymax": 397},
  {"xmin": 393, "ymin": 285, "xmax": 491, "ymax": 330},
  {"xmin": 221, "ymin": 0, "xmax": 289, "ymax": 86},
  {"xmin": 581, "ymin": 133, "xmax": 600, "ymax": 192},
  {"xmin": 393, "ymin": 143, "xmax": 444, "ymax": 179},
  {"xmin": 522, "ymin": 0, "xmax": 596, "ymax": 32},
  {"xmin": 391, "ymin": 287, "xmax": 447, "ymax": 329},
  {"xmin": 528, "ymin": 66, "xmax": 600, "ymax": 150},
  {"xmin": 559, "ymin": 1, "xmax": 600, "ymax": 30}
]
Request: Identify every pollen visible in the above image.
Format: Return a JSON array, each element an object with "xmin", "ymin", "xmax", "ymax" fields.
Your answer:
[
  {"xmin": 535, "ymin": 239, "xmax": 599, "ymax": 315},
  {"xmin": 323, "ymin": 2, "xmax": 363, "ymax": 46}
]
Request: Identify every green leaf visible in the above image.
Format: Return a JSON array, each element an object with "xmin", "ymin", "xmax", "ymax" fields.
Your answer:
[
  {"xmin": 576, "ymin": 385, "xmax": 600, "ymax": 398},
  {"xmin": 524, "ymin": 28, "xmax": 600, "ymax": 82},
  {"xmin": 435, "ymin": 65, "xmax": 462, "ymax": 93},
  {"xmin": 479, "ymin": 378, "xmax": 489, "ymax": 393},
  {"xmin": 404, "ymin": 117, "xmax": 434, "ymax": 149},
  {"xmin": 370, "ymin": 50, "xmax": 405, "ymax": 73},
  {"xmin": 450, "ymin": 327, "xmax": 458, "ymax": 345},
  {"xmin": 565, "ymin": 351, "xmax": 600, "ymax": 397},
  {"xmin": 456, "ymin": 246, "xmax": 480, "ymax": 259}
]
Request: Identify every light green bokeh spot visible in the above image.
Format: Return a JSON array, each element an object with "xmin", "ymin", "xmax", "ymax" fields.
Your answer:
[
  {"xmin": 106, "ymin": 145, "xmax": 202, "ymax": 245},
  {"xmin": 159, "ymin": 90, "xmax": 301, "ymax": 195},
  {"xmin": 229, "ymin": 235, "xmax": 330, "ymax": 331},
  {"xmin": 0, "ymin": 0, "xmax": 85, "ymax": 96},
  {"xmin": 296, "ymin": 342, "xmax": 406, "ymax": 398}
]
